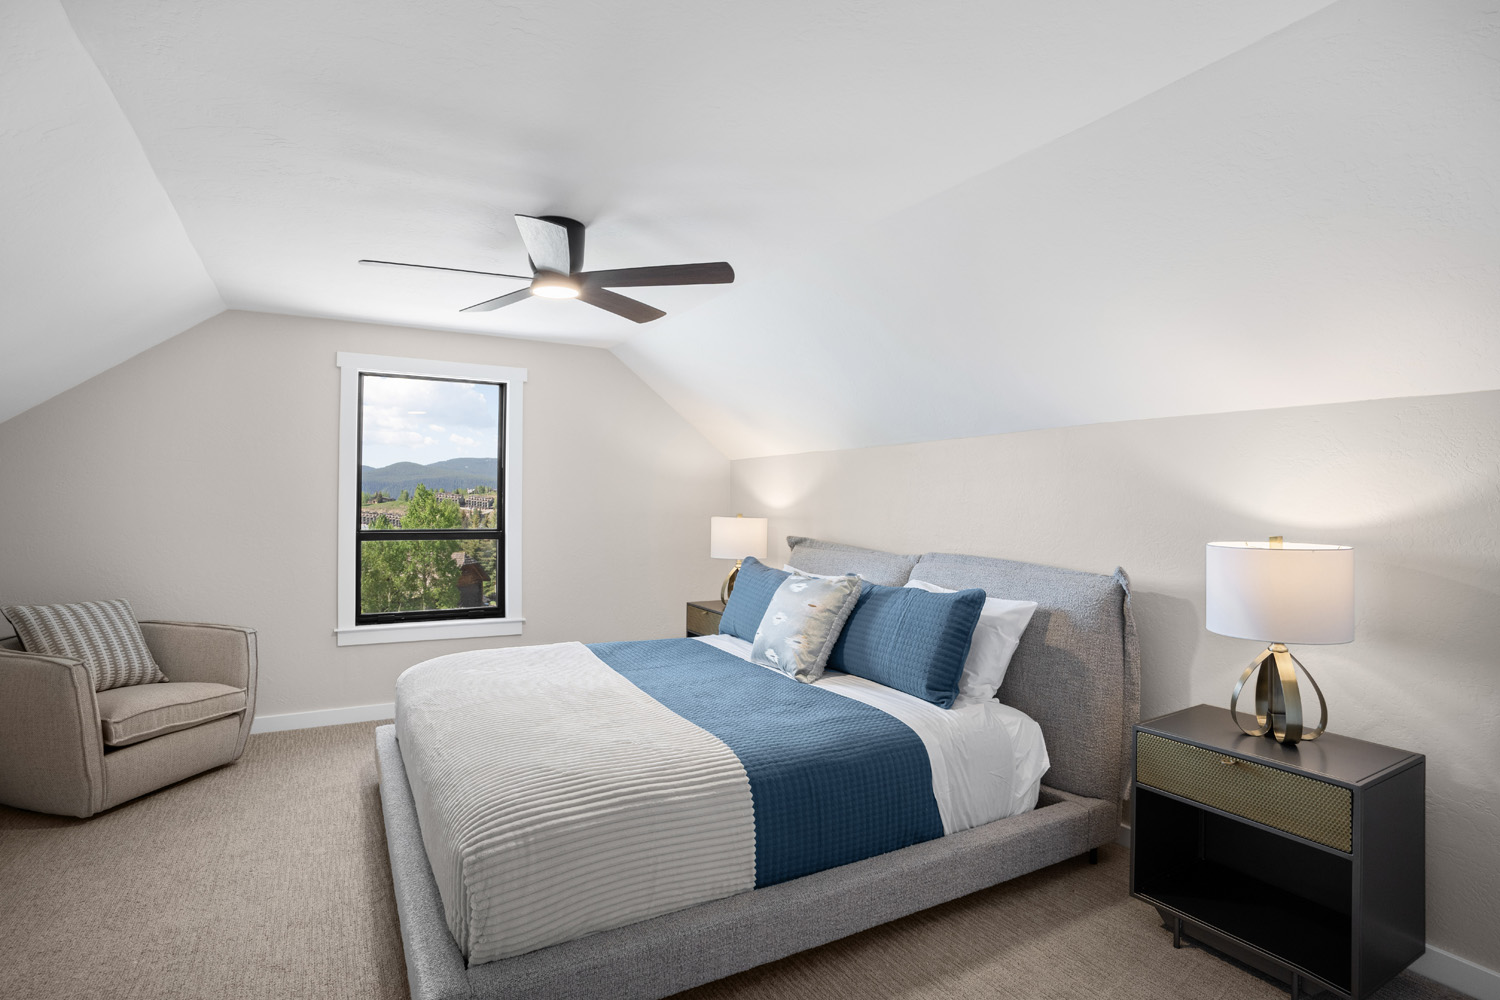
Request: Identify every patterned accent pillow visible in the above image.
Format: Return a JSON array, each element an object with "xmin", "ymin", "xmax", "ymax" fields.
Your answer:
[
  {"xmin": 751, "ymin": 573, "xmax": 863, "ymax": 683},
  {"xmin": 2, "ymin": 599, "xmax": 166, "ymax": 691}
]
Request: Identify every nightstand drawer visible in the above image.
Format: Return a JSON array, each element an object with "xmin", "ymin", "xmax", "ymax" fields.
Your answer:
[
  {"xmin": 686, "ymin": 603, "xmax": 722, "ymax": 637},
  {"xmin": 1136, "ymin": 732, "xmax": 1353, "ymax": 852}
]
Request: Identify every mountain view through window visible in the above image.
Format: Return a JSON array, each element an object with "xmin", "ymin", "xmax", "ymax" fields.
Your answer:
[{"xmin": 356, "ymin": 373, "xmax": 504, "ymax": 621}]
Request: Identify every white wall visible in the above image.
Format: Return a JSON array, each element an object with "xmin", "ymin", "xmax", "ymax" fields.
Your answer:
[
  {"xmin": 0, "ymin": 310, "xmax": 729, "ymax": 717},
  {"xmin": 730, "ymin": 389, "xmax": 1500, "ymax": 972}
]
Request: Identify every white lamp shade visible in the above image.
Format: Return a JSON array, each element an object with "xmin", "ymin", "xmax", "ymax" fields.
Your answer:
[
  {"xmin": 1205, "ymin": 541, "xmax": 1354, "ymax": 644},
  {"xmin": 710, "ymin": 516, "xmax": 768, "ymax": 561}
]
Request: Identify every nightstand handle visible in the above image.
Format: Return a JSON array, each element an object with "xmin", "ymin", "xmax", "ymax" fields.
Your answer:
[{"xmin": 1219, "ymin": 756, "xmax": 1240, "ymax": 766}]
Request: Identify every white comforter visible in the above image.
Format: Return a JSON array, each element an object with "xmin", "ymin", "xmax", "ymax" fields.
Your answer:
[{"xmin": 396, "ymin": 643, "xmax": 756, "ymax": 964}]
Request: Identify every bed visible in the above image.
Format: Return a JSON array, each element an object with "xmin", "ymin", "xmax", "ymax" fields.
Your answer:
[{"xmin": 376, "ymin": 537, "xmax": 1141, "ymax": 1000}]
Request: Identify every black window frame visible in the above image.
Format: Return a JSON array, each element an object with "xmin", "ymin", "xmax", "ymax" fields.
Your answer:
[{"xmin": 354, "ymin": 372, "xmax": 506, "ymax": 626}]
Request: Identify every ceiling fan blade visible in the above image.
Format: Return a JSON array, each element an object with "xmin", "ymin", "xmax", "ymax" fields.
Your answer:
[
  {"xmin": 514, "ymin": 215, "xmax": 583, "ymax": 275},
  {"xmin": 577, "ymin": 286, "xmax": 666, "ymax": 323},
  {"xmin": 579, "ymin": 262, "xmax": 735, "ymax": 288},
  {"xmin": 359, "ymin": 259, "xmax": 529, "ymax": 280},
  {"xmin": 460, "ymin": 287, "xmax": 534, "ymax": 313}
]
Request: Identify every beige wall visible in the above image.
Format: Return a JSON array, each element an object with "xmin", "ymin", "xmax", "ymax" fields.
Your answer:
[
  {"xmin": 730, "ymin": 389, "xmax": 1500, "ymax": 971},
  {"xmin": 0, "ymin": 310, "xmax": 729, "ymax": 717}
]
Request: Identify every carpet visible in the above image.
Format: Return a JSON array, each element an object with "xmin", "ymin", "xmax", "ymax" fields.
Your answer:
[{"xmin": 0, "ymin": 721, "xmax": 1469, "ymax": 1000}]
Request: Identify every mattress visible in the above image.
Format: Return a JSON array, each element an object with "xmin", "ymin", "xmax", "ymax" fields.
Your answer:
[{"xmin": 395, "ymin": 636, "xmax": 1049, "ymax": 966}]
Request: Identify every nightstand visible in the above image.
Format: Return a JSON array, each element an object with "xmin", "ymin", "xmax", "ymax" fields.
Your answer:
[
  {"xmin": 685, "ymin": 599, "xmax": 725, "ymax": 638},
  {"xmin": 1131, "ymin": 705, "xmax": 1424, "ymax": 1000}
]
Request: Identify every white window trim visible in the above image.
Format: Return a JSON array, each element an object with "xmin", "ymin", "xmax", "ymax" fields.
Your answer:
[{"xmin": 334, "ymin": 352, "xmax": 526, "ymax": 646}]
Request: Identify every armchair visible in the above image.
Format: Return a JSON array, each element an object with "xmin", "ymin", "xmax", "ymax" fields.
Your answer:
[{"xmin": 0, "ymin": 621, "xmax": 257, "ymax": 818}]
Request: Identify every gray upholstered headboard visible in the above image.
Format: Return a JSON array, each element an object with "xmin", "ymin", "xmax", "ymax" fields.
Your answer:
[
  {"xmin": 786, "ymin": 537, "xmax": 1141, "ymax": 804},
  {"xmin": 783, "ymin": 536, "xmax": 919, "ymax": 586}
]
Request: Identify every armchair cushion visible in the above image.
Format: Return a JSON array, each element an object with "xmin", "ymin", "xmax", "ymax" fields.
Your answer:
[
  {"xmin": 95, "ymin": 682, "xmax": 246, "ymax": 747},
  {"xmin": 2, "ymin": 599, "xmax": 165, "ymax": 691}
]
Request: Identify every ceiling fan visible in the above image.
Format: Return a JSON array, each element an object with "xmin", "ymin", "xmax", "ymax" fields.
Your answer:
[{"xmin": 359, "ymin": 215, "xmax": 734, "ymax": 323}]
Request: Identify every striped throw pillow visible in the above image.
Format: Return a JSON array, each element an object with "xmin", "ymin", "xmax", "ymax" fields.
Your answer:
[{"xmin": 2, "ymin": 599, "xmax": 166, "ymax": 691}]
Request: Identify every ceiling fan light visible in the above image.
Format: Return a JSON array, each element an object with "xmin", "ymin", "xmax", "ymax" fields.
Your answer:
[{"xmin": 531, "ymin": 272, "xmax": 580, "ymax": 299}]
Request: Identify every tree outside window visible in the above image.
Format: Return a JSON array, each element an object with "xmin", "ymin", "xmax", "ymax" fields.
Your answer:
[{"xmin": 355, "ymin": 374, "xmax": 504, "ymax": 624}]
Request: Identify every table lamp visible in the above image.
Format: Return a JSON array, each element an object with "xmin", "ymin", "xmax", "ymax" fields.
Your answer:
[
  {"xmin": 710, "ymin": 515, "xmax": 768, "ymax": 602},
  {"xmin": 1205, "ymin": 537, "xmax": 1354, "ymax": 745}
]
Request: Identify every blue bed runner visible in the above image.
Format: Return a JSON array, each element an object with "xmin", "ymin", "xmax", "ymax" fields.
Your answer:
[{"xmin": 589, "ymin": 637, "xmax": 943, "ymax": 886}]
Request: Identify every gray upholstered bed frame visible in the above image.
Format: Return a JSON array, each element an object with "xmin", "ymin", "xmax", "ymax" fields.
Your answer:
[{"xmin": 376, "ymin": 539, "xmax": 1141, "ymax": 1000}]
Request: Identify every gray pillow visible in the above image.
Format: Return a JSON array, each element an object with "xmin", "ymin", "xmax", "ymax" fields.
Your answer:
[
  {"xmin": 751, "ymin": 574, "xmax": 862, "ymax": 683},
  {"xmin": 1, "ymin": 599, "xmax": 166, "ymax": 691},
  {"xmin": 784, "ymin": 536, "xmax": 919, "ymax": 586}
]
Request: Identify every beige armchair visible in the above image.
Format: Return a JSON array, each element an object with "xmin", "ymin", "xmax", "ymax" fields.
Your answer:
[{"xmin": 0, "ymin": 621, "xmax": 257, "ymax": 818}]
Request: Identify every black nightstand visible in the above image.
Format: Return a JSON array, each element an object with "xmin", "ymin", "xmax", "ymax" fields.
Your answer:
[
  {"xmin": 1131, "ymin": 705, "xmax": 1424, "ymax": 999},
  {"xmin": 685, "ymin": 599, "xmax": 725, "ymax": 638}
]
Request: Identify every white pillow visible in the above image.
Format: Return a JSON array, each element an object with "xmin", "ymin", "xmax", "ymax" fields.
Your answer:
[{"xmin": 903, "ymin": 579, "xmax": 1037, "ymax": 708}]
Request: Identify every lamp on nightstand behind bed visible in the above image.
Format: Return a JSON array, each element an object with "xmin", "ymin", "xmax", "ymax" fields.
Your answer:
[
  {"xmin": 1206, "ymin": 537, "xmax": 1354, "ymax": 745},
  {"xmin": 710, "ymin": 515, "xmax": 768, "ymax": 602}
]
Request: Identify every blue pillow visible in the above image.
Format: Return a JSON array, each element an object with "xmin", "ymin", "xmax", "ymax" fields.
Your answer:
[
  {"xmin": 829, "ymin": 582, "xmax": 986, "ymax": 708},
  {"xmin": 718, "ymin": 557, "xmax": 790, "ymax": 642}
]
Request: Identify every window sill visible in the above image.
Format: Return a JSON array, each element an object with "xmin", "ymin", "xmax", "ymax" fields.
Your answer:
[{"xmin": 334, "ymin": 618, "xmax": 525, "ymax": 646}]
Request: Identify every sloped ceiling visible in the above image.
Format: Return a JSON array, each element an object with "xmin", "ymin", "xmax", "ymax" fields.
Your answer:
[
  {"xmin": 6, "ymin": 0, "xmax": 1497, "ymax": 454},
  {"xmin": 56, "ymin": 0, "xmax": 1337, "ymax": 345},
  {"xmin": 0, "ymin": 0, "xmax": 222, "ymax": 424},
  {"xmin": 618, "ymin": 0, "xmax": 1500, "ymax": 457}
]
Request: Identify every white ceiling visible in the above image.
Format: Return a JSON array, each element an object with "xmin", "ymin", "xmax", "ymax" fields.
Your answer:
[
  {"xmin": 0, "ymin": 0, "xmax": 222, "ymax": 424},
  {"xmin": 43, "ymin": 1, "xmax": 1335, "ymax": 336},
  {"xmin": 57, "ymin": 0, "xmax": 1340, "ymax": 339},
  {"xmin": 6, "ymin": 0, "xmax": 1496, "ymax": 453},
  {"xmin": 619, "ymin": 0, "xmax": 1500, "ymax": 457}
]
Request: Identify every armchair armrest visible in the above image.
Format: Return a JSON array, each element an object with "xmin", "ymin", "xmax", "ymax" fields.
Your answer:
[
  {"xmin": 0, "ymin": 648, "xmax": 105, "ymax": 817},
  {"xmin": 139, "ymin": 621, "xmax": 257, "ymax": 690},
  {"xmin": 139, "ymin": 622, "xmax": 258, "ymax": 757}
]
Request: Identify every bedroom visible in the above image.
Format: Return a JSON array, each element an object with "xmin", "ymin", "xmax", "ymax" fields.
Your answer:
[{"xmin": 0, "ymin": 1, "xmax": 1496, "ymax": 999}]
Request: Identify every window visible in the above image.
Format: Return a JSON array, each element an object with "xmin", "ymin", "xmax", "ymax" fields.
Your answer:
[{"xmin": 336, "ymin": 353, "xmax": 525, "ymax": 645}]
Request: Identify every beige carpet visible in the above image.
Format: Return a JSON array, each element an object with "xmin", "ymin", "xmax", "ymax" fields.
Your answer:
[{"xmin": 0, "ymin": 721, "xmax": 1469, "ymax": 1000}]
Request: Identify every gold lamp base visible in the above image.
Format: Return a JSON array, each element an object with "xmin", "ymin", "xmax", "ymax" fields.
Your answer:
[
  {"xmin": 1230, "ymin": 643, "xmax": 1328, "ymax": 745},
  {"xmin": 719, "ymin": 559, "xmax": 742, "ymax": 603}
]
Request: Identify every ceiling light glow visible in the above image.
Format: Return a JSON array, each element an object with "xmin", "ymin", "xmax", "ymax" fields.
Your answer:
[{"xmin": 531, "ymin": 273, "xmax": 580, "ymax": 299}]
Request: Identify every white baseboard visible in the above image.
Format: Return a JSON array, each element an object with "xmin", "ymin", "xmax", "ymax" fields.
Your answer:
[
  {"xmin": 1412, "ymin": 945, "xmax": 1500, "ymax": 1000},
  {"xmin": 1115, "ymin": 826, "xmax": 1496, "ymax": 997},
  {"xmin": 250, "ymin": 702, "xmax": 395, "ymax": 734}
]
